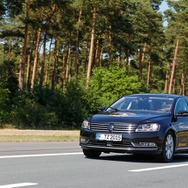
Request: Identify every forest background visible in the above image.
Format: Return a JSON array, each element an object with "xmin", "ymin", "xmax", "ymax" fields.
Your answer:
[{"xmin": 0, "ymin": 0, "xmax": 187, "ymax": 130}]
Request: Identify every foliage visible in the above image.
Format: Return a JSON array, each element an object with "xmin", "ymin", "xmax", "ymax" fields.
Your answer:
[
  {"xmin": 89, "ymin": 64, "xmax": 148, "ymax": 106},
  {"xmin": 11, "ymin": 82, "xmax": 93, "ymax": 129},
  {"xmin": 11, "ymin": 92, "xmax": 58, "ymax": 129},
  {"xmin": 8, "ymin": 72, "xmax": 147, "ymax": 129},
  {"xmin": 1, "ymin": 0, "xmax": 188, "ymax": 129},
  {"xmin": 59, "ymin": 81, "xmax": 90, "ymax": 128},
  {"xmin": 0, "ymin": 83, "xmax": 10, "ymax": 126}
]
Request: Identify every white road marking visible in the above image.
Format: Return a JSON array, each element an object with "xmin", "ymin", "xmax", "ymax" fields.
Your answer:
[
  {"xmin": 129, "ymin": 163, "xmax": 188, "ymax": 172},
  {"xmin": 0, "ymin": 152, "xmax": 83, "ymax": 159},
  {"xmin": 0, "ymin": 183, "xmax": 38, "ymax": 188}
]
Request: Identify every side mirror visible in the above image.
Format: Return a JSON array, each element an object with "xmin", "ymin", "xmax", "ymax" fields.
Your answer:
[
  {"xmin": 175, "ymin": 110, "xmax": 188, "ymax": 117},
  {"xmin": 98, "ymin": 106, "xmax": 106, "ymax": 112}
]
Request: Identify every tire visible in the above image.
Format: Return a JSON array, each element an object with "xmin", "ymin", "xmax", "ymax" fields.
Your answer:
[
  {"xmin": 83, "ymin": 149, "xmax": 101, "ymax": 158},
  {"xmin": 160, "ymin": 132, "xmax": 175, "ymax": 162}
]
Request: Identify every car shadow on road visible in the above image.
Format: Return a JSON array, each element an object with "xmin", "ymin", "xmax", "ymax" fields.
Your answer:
[{"xmin": 86, "ymin": 153, "xmax": 188, "ymax": 163}]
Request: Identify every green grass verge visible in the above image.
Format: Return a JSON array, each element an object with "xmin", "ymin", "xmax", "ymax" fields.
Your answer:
[
  {"xmin": 0, "ymin": 135, "xmax": 80, "ymax": 142},
  {"xmin": 0, "ymin": 130, "xmax": 80, "ymax": 142}
]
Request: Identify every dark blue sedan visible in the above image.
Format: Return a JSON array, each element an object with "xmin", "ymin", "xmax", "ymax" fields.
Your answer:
[{"xmin": 80, "ymin": 94, "xmax": 188, "ymax": 162}]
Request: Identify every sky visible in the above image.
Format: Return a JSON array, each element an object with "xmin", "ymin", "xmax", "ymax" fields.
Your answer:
[
  {"xmin": 159, "ymin": 1, "xmax": 169, "ymax": 26},
  {"xmin": 160, "ymin": 1, "xmax": 169, "ymax": 12}
]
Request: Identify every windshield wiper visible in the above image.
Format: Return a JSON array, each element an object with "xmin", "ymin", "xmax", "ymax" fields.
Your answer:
[{"xmin": 108, "ymin": 107, "xmax": 119, "ymax": 112}]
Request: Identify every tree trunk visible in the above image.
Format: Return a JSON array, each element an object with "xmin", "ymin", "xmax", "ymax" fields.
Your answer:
[
  {"xmin": 86, "ymin": 6, "xmax": 96, "ymax": 88},
  {"xmin": 39, "ymin": 32, "xmax": 47, "ymax": 90},
  {"xmin": 180, "ymin": 72, "xmax": 185, "ymax": 95},
  {"xmin": 62, "ymin": 54, "xmax": 66, "ymax": 89},
  {"xmin": 168, "ymin": 39, "xmax": 179, "ymax": 94},
  {"xmin": 109, "ymin": 25, "xmax": 113, "ymax": 62},
  {"xmin": 99, "ymin": 45, "xmax": 104, "ymax": 67},
  {"xmin": 30, "ymin": 27, "xmax": 42, "ymax": 92},
  {"xmin": 26, "ymin": 53, "xmax": 31, "ymax": 91},
  {"xmin": 125, "ymin": 51, "xmax": 129, "ymax": 71},
  {"xmin": 75, "ymin": 8, "xmax": 82, "ymax": 78},
  {"xmin": 65, "ymin": 39, "xmax": 71, "ymax": 83},
  {"xmin": 18, "ymin": 0, "xmax": 30, "ymax": 91},
  {"xmin": 84, "ymin": 40, "xmax": 89, "ymax": 72},
  {"xmin": 172, "ymin": 78, "xmax": 176, "ymax": 94},
  {"xmin": 118, "ymin": 49, "xmax": 122, "ymax": 66},
  {"xmin": 44, "ymin": 38, "xmax": 53, "ymax": 87},
  {"xmin": 147, "ymin": 60, "xmax": 151, "ymax": 87},
  {"xmin": 51, "ymin": 39, "xmax": 59, "ymax": 92},
  {"xmin": 139, "ymin": 42, "xmax": 147, "ymax": 78},
  {"xmin": 94, "ymin": 39, "xmax": 99, "ymax": 67},
  {"xmin": 164, "ymin": 63, "xmax": 170, "ymax": 93}
]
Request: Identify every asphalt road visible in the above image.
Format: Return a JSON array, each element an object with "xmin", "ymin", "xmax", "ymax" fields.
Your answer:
[{"xmin": 1, "ymin": 142, "xmax": 188, "ymax": 188}]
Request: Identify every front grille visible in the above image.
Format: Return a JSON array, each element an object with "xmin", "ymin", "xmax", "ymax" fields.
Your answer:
[
  {"xmin": 91, "ymin": 122, "xmax": 136, "ymax": 133},
  {"xmin": 88, "ymin": 140, "xmax": 133, "ymax": 148}
]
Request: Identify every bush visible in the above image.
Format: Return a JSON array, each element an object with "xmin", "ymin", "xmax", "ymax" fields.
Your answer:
[
  {"xmin": 7, "ymin": 64, "xmax": 148, "ymax": 130},
  {"xmin": 54, "ymin": 81, "xmax": 90, "ymax": 129},
  {"xmin": 12, "ymin": 92, "xmax": 59, "ymax": 129},
  {"xmin": 0, "ymin": 83, "xmax": 10, "ymax": 126},
  {"xmin": 11, "ymin": 83, "xmax": 91, "ymax": 130},
  {"xmin": 89, "ymin": 64, "xmax": 147, "ymax": 106}
]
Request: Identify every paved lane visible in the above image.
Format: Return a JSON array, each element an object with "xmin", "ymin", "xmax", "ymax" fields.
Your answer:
[
  {"xmin": 0, "ymin": 142, "xmax": 81, "ymax": 156},
  {"xmin": 0, "ymin": 142, "xmax": 188, "ymax": 188}
]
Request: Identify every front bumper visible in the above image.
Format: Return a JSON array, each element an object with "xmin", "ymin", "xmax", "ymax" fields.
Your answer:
[{"xmin": 80, "ymin": 128, "xmax": 164, "ymax": 155}]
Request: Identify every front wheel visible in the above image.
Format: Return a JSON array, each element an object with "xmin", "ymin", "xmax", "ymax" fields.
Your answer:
[
  {"xmin": 160, "ymin": 132, "xmax": 175, "ymax": 162},
  {"xmin": 83, "ymin": 149, "xmax": 101, "ymax": 158}
]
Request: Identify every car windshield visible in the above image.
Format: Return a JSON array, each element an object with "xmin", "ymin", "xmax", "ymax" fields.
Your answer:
[{"xmin": 107, "ymin": 96, "xmax": 174, "ymax": 113}]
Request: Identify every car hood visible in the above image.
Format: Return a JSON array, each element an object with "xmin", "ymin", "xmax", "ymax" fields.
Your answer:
[{"xmin": 90, "ymin": 111, "xmax": 171, "ymax": 124}]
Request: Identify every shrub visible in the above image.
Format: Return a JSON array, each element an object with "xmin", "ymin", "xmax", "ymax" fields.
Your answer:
[
  {"xmin": 89, "ymin": 64, "xmax": 147, "ymax": 106},
  {"xmin": 12, "ymin": 92, "xmax": 58, "ymax": 129},
  {"xmin": 0, "ymin": 83, "xmax": 10, "ymax": 126}
]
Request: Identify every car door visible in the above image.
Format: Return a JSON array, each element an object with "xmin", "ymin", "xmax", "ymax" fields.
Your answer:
[{"xmin": 173, "ymin": 98, "xmax": 188, "ymax": 149}]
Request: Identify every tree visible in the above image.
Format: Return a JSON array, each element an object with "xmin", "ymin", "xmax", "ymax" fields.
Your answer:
[
  {"xmin": 19, "ymin": 0, "xmax": 31, "ymax": 91},
  {"xmin": 86, "ymin": 5, "xmax": 97, "ymax": 88},
  {"xmin": 0, "ymin": 1, "xmax": 6, "ymax": 20},
  {"xmin": 164, "ymin": 0, "xmax": 188, "ymax": 94},
  {"xmin": 130, "ymin": 0, "xmax": 164, "ymax": 80},
  {"xmin": 3, "ymin": 0, "xmax": 188, "ymax": 129}
]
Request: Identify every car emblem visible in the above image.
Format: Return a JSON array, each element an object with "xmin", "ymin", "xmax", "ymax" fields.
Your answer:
[{"xmin": 108, "ymin": 123, "xmax": 114, "ymax": 132}]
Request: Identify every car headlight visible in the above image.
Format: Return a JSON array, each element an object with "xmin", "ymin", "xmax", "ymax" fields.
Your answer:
[
  {"xmin": 135, "ymin": 123, "xmax": 160, "ymax": 132},
  {"xmin": 81, "ymin": 120, "xmax": 90, "ymax": 129}
]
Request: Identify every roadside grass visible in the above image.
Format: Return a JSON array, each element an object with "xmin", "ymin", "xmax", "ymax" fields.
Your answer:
[{"xmin": 0, "ymin": 130, "xmax": 80, "ymax": 142}]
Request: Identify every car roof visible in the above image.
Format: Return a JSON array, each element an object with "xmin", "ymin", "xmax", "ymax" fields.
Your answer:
[{"xmin": 125, "ymin": 93, "xmax": 182, "ymax": 99}]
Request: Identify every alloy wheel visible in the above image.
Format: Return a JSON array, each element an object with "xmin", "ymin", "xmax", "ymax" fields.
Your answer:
[
  {"xmin": 165, "ymin": 134, "xmax": 174, "ymax": 160},
  {"xmin": 160, "ymin": 132, "xmax": 175, "ymax": 162}
]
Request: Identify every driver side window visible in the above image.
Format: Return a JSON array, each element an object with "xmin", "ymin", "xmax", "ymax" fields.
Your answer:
[{"xmin": 174, "ymin": 99, "xmax": 188, "ymax": 114}]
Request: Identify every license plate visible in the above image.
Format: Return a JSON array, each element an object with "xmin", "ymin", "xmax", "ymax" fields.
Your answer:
[{"xmin": 96, "ymin": 133, "xmax": 122, "ymax": 142}]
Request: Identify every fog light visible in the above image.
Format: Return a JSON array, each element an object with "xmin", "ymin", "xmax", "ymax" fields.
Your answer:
[
  {"xmin": 80, "ymin": 138, "xmax": 89, "ymax": 144},
  {"xmin": 139, "ymin": 142, "xmax": 156, "ymax": 147}
]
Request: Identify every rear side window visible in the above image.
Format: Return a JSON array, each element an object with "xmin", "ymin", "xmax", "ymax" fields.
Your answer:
[{"xmin": 174, "ymin": 98, "xmax": 188, "ymax": 114}]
